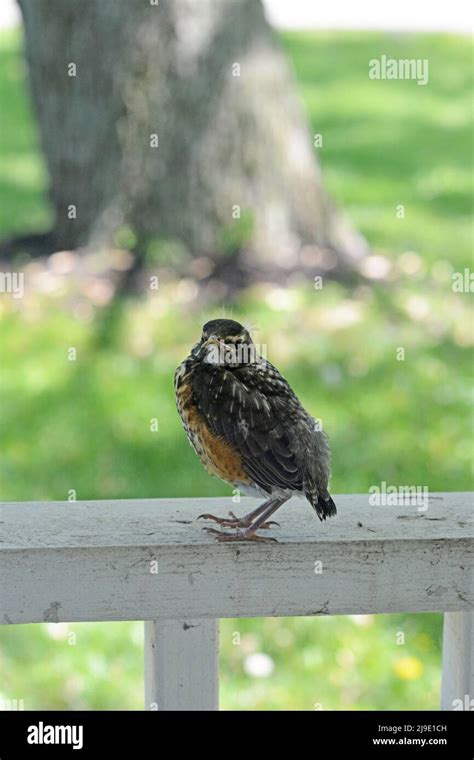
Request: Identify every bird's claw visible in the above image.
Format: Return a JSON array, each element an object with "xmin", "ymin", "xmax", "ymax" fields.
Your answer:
[
  {"xmin": 197, "ymin": 512, "xmax": 241, "ymax": 528},
  {"xmin": 203, "ymin": 526, "xmax": 279, "ymax": 544},
  {"xmin": 198, "ymin": 512, "xmax": 279, "ymax": 530}
]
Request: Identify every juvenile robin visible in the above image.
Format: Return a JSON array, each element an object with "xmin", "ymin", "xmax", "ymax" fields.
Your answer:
[{"xmin": 175, "ymin": 319, "xmax": 336, "ymax": 543}]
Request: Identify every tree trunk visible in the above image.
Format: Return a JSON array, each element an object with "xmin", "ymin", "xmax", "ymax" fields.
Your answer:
[{"xmin": 17, "ymin": 0, "xmax": 367, "ymax": 275}]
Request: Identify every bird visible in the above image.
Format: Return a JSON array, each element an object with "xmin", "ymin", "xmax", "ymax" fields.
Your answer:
[{"xmin": 174, "ymin": 318, "xmax": 336, "ymax": 543}]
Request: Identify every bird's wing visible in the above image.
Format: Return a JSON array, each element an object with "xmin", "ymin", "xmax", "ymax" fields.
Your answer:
[{"xmin": 192, "ymin": 361, "xmax": 311, "ymax": 493}]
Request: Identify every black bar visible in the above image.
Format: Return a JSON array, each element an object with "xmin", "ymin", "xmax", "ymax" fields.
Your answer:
[{"xmin": 0, "ymin": 710, "xmax": 472, "ymax": 757}]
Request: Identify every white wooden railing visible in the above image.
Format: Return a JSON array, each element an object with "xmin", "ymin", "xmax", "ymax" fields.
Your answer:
[{"xmin": 1, "ymin": 493, "xmax": 472, "ymax": 710}]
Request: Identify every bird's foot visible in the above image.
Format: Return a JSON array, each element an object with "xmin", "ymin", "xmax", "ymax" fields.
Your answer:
[
  {"xmin": 197, "ymin": 511, "xmax": 243, "ymax": 527},
  {"xmin": 203, "ymin": 527, "xmax": 279, "ymax": 544},
  {"xmin": 198, "ymin": 511, "xmax": 279, "ymax": 530}
]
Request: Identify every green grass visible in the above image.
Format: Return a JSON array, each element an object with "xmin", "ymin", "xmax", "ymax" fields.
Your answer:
[
  {"xmin": 282, "ymin": 31, "xmax": 473, "ymax": 268},
  {"xmin": 0, "ymin": 28, "xmax": 472, "ymax": 711}
]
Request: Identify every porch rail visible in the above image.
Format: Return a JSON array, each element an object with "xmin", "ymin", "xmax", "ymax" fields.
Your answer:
[{"xmin": 1, "ymin": 493, "xmax": 472, "ymax": 710}]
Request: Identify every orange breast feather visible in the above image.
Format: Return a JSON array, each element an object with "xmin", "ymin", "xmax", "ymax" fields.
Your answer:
[{"xmin": 177, "ymin": 376, "xmax": 250, "ymax": 486}]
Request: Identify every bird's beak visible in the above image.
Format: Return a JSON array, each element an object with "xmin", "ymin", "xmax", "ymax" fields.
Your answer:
[
  {"xmin": 194, "ymin": 334, "xmax": 220, "ymax": 360},
  {"xmin": 205, "ymin": 335, "xmax": 220, "ymax": 346}
]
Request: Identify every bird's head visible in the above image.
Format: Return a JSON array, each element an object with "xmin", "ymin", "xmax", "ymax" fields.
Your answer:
[{"xmin": 192, "ymin": 319, "xmax": 257, "ymax": 367}]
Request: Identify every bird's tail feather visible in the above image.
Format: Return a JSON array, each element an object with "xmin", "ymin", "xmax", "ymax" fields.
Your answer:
[{"xmin": 313, "ymin": 493, "xmax": 337, "ymax": 521}]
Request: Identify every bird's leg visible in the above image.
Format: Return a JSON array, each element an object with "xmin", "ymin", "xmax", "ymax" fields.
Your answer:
[
  {"xmin": 198, "ymin": 495, "xmax": 281, "ymax": 529},
  {"xmin": 204, "ymin": 497, "xmax": 288, "ymax": 543}
]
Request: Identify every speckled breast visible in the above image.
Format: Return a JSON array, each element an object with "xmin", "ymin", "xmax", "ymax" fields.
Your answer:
[{"xmin": 174, "ymin": 359, "xmax": 251, "ymax": 487}]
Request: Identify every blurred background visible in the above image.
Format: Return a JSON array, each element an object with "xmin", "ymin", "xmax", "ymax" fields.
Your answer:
[{"xmin": 0, "ymin": 0, "xmax": 472, "ymax": 710}]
